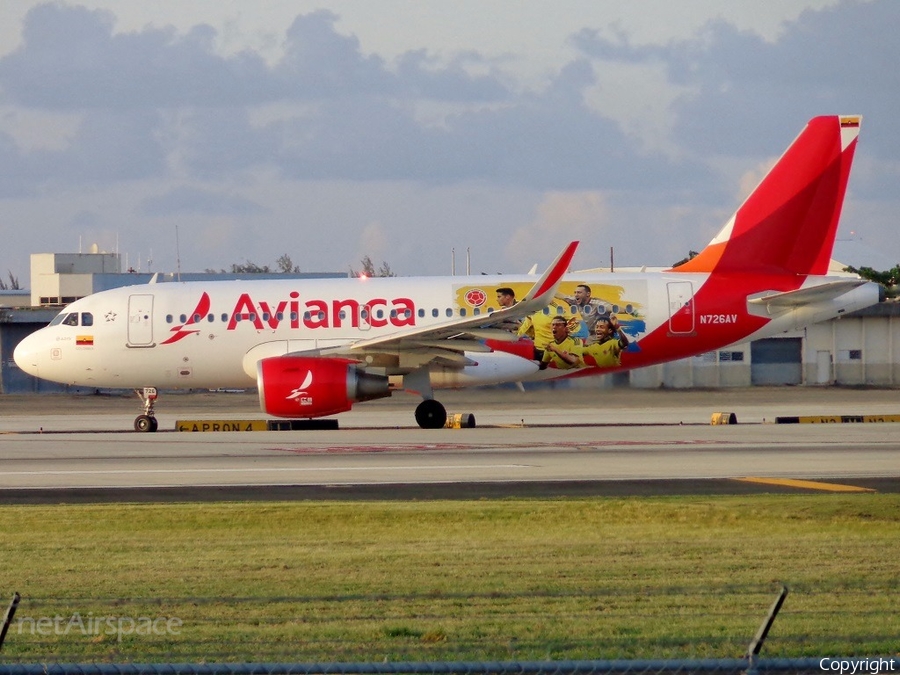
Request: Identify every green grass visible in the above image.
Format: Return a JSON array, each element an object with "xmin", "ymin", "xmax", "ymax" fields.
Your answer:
[{"xmin": 0, "ymin": 496, "xmax": 898, "ymax": 663}]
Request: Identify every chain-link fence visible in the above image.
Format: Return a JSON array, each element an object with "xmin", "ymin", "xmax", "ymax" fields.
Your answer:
[
  {"xmin": 1, "ymin": 587, "xmax": 897, "ymax": 664},
  {"xmin": 1, "ymin": 658, "xmax": 899, "ymax": 675}
]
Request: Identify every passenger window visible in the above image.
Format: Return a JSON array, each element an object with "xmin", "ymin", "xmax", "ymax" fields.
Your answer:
[
  {"xmin": 432, "ymin": 309, "xmax": 439, "ymax": 318},
  {"xmin": 445, "ymin": 308, "xmax": 452, "ymax": 317}
]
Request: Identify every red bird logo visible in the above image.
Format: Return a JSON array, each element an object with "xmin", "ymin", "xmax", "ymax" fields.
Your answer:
[{"xmin": 161, "ymin": 292, "xmax": 211, "ymax": 345}]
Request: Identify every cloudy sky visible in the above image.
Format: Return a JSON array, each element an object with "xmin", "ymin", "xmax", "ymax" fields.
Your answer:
[{"xmin": 1, "ymin": 0, "xmax": 898, "ymax": 283}]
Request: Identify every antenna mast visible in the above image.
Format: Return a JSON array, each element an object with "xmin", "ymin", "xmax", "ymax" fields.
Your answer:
[{"xmin": 175, "ymin": 226, "xmax": 182, "ymax": 282}]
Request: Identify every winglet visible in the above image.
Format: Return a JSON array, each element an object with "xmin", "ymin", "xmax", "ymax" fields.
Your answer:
[{"xmin": 521, "ymin": 240, "xmax": 579, "ymax": 306}]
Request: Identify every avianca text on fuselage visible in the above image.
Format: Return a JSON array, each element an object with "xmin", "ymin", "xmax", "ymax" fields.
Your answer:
[{"xmin": 172, "ymin": 291, "xmax": 418, "ymax": 334}]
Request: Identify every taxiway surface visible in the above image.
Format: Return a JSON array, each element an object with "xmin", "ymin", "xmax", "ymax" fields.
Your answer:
[{"xmin": 1, "ymin": 386, "xmax": 898, "ymax": 500}]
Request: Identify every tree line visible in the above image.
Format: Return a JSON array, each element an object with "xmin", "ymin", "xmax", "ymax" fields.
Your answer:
[
  {"xmin": 0, "ymin": 271, "xmax": 21, "ymax": 290},
  {"xmin": 207, "ymin": 254, "xmax": 395, "ymax": 277}
]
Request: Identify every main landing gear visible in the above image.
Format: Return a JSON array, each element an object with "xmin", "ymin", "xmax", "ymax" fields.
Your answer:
[
  {"xmin": 134, "ymin": 387, "xmax": 159, "ymax": 432},
  {"xmin": 405, "ymin": 367, "xmax": 448, "ymax": 429},
  {"xmin": 415, "ymin": 398, "xmax": 447, "ymax": 429}
]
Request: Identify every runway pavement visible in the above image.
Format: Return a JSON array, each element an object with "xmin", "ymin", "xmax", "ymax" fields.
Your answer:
[{"xmin": 1, "ymin": 386, "xmax": 898, "ymax": 501}]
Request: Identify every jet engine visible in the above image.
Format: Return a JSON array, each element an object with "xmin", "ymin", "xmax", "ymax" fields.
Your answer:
[{"xmin": 257, "ymin": 356, "xmax": 390, "ymax": 418}]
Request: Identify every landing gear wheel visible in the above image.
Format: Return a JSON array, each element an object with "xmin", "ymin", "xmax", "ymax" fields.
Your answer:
[
  {"xmin": 415, "ymin": 399, "xmax": 447, "ymax": 429},
  {"xmin": 134, "ymin": 414, "xmax": 157, "ymax": 433},
  {"xmin": 134, "ymin": 387, "xmax": 160, "ymax": 432}
]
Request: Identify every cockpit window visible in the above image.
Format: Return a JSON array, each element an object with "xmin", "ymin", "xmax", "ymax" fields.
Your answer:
[{"xmin": 50, "ymin": 311, "xmax": 90, "ymax": 327}]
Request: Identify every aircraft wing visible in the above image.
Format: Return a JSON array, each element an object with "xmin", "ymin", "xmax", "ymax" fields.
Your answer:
[
  {"xmin": 747, "ymin": 279, "xmax": 868, "ymax": 309},
  {"xmin": 296, "ymin": 241, "xmax": 578, "ymax": 363}
]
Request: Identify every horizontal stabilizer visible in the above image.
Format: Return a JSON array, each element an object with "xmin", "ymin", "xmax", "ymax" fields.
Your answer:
[{"xmin": 748, "ymin": 279, "xmax": 867, "ymax": 308}]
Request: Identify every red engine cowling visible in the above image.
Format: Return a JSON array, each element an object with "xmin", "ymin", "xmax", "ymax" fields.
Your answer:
[{"xmin": 257, "ymin": 356, "xmax": 390, "ymax": 418}]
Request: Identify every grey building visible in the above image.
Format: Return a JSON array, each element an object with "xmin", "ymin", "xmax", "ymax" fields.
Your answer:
[{"xmin": 622, "ymin": 302, "xmax": 900, "ymax": 389}]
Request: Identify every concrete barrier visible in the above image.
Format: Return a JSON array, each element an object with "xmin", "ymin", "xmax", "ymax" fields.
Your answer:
[{"xmin": 775, "ymin": 414, "xmax": 900, "ymax": 424}]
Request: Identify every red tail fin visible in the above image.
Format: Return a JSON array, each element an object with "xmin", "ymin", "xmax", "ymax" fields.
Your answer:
[{"xmin": 673, "ymin": 115, "xmax": 861, "ymax": 276}]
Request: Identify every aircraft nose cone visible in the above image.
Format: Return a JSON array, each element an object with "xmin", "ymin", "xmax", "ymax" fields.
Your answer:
[{"xmin": 13, "ymin": 333, "xmax": 42, "ymax": 377}]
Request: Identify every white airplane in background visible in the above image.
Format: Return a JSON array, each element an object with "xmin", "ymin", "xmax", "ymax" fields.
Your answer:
[{"xmin": 15, "ymin": 115, "xmax": 879, "ymax": 431}]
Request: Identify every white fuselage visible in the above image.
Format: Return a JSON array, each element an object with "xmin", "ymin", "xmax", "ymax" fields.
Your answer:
[{"xmin": 13, "ymin": 271, "xmax": 880, "ymax": 391}]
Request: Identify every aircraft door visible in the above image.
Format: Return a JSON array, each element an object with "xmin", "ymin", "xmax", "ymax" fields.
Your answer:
[
  {"xmin": 358, "ymin": 304, "xmax": 372, "ymax": 331},
  {"xmin": 128, "ymin": 294, "xmax": 155, "ymax": 346},
  {"xmin": 667, "ymin": 281, "xmax": 695, "ymax": 335}
]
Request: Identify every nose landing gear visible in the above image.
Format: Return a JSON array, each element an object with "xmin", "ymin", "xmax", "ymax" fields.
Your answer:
[{"xmin": 134, "ymin": 387, "xmax": 159, "ymax": 432}]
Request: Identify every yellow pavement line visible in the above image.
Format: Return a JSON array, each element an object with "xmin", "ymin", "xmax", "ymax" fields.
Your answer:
[{"xmin": 736, "ymin": 477, "xmax": 876, "ymax": 493}]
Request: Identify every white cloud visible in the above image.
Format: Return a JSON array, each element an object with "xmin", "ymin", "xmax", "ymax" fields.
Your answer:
[
  {"xmin": 356, "ymin": 221, "xmax": 390, "ymax": 267},
  {"xmin": 0, "ymin": 0, "xmax": 898, "ymax": 284},
  {"xmin": 505, "ymin": 191, "xmax": 610, "ymax": 267}
]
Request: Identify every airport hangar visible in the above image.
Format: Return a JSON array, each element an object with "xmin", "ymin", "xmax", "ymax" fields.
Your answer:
[{"xmin": 2, "ymin": 251, "xmax": 900, "ymax": 395}]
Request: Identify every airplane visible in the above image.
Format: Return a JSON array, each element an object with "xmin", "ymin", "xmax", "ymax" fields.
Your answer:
[{"xmin": 14, "ymin": 115, "xmax": 880, "ymax": 431}]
